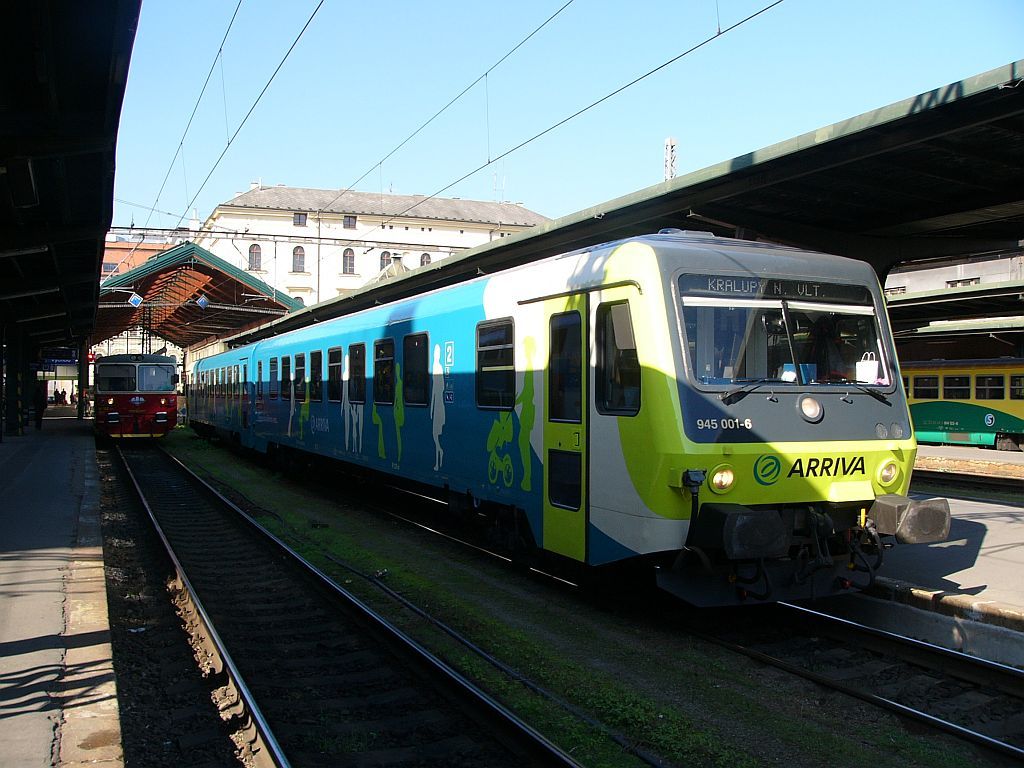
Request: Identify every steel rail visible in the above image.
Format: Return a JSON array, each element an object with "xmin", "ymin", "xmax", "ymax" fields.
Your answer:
[
  {"xmin": 158, "ymin": 447, "xmax": 585, "ymax": 768},
  {"xmin": 115, "ymin": 446, "xmax": 290, "ymax": 768},
  {"xmin": 713, "ymin": 601, "xmax": 1024, "ymax": 762}
]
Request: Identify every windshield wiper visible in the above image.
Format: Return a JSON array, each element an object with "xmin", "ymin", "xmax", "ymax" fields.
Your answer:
[
  {"xmin": 819, "ymin": 378, "xmax": 891, "ymax": 405},
  {"xmin": 719, "ymin": 378, "xmax": 782, "ymax": 406}
]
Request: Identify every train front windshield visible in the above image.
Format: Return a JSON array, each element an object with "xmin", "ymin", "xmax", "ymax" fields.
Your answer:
[
  {"xmin": 139, "ymin": 364, "xmax": 177, "ymax": 392},
  {"xmin": 680, "ymin": 276, "xmax": 892, "ymax": 387},
  {"xmin": 97, "ymin": 364, "xmax": 136, "ymax": 392},
  {"xmin": 97, "ymin": 363, "xmax": 176, "ymax": 392}
]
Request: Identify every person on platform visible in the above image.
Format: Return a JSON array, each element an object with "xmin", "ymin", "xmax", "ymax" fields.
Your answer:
[{"xmin": 33, "ymin": 382, "xmax": 47, "ymax": 429}]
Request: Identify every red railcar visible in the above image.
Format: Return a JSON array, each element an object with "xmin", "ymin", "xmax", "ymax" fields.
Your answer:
[{"xmin": 93, "ymin": 353, "xmax": 179, "ymax": 438}]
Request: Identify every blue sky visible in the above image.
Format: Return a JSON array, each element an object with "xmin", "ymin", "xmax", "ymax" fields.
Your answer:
[{"xmin": 113, "ymin": 0, "xmax": 1023, "ymax": 230}]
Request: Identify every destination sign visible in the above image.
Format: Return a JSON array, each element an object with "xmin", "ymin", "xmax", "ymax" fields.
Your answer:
[{"xmin": 679, "ymin": 274, "xmax": 872, "ymax": 304}]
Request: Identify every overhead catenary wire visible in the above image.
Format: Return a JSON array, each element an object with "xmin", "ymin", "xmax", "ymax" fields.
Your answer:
[
  {"xmin": 315, "ymin": 0, "xmax": 786, "ymax": 250},
  {"xmin": 316, "ymin": 0, "xmax": 578, "ymax": 216},
  {"xmin": 173, "ymin": 0, "xmax": 327, "ymax": 230},
  {"xmin": 144, "ymin": 0, "xmax": 245, "ymax": 231}
]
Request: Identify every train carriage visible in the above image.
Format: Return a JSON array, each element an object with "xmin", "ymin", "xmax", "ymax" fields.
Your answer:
[
  {"xmin": 902, "ymin": 358, "xmax": 1024, "ymax": 450},
  {"xmin": 94, "ymin": 353, "xmax": 179, "ymax": 439},
  {"xmin": 189, "ymin": 231, "xmax": 950, "ymax": 605}
]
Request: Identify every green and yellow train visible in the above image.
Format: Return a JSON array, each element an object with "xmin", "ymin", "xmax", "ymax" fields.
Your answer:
[
  {"xmin": 190, "ymin": 231, "xmax": 950, "ymax": 605},
  {"xmin": 902, "ymin": 358, "xmax": 1024, "ymax": 450}
]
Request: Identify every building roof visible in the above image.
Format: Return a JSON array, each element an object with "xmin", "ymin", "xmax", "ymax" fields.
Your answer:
[
  {"xmin": 95, "ymin": 241, "xmax": 302, "ymax": 349},
  {"xmin": 217, "ymin": 186, "xmax": 550, "ymax": 228}
]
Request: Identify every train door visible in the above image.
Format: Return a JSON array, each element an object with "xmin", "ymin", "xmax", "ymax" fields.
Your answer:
[
  {"xmin": 241, "ymin": 360, "xmax": 249, "ymax": 428},
  {"xmin": 542, "ymin": 295, "xmax": 588, "ymax": 562}
]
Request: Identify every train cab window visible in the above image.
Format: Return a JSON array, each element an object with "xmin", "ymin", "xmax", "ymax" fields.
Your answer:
[
  {"xmin": 139, "ymin": 364, "xmax": 176, "ymax": 392},
  {"xmin": 902, "ymin": 376, "xmax": 909, "ymax": 392},
  {"xmin": 281, "ymin": 356, "xmax": 292, "ymax": 400},
  {"xmin": 374, "ymin": 340, "xmax": 395, "ymax": 404},
  {"xmin": 976, "ymin": 374, "xmax": 1005, "ymax": 400},
  {"xmin": 913, "ymin": 376, "xmax": 938, "ymax": 399},
  {"xmin": 97, "ymin": 364, "xmax": 136, "ymax": 392},
  {"xmin": 549, "ymin": 313, "xmax": 582, "ymax": 422},
  {"xmin": 269, "ymin": 358, "xmax": 279, "ymax": 399},
  {"xmin": 1011, "ymin": 375, "xmax": 1024, "ymax": 400},
  {"xmin": 403, "ymin": 333, "xmax": 429, "ymax": 406},
  {"xmin": 477, "ymin": 319, "xmax": 514, "ymax": 409},
  {"xmin": 349, "ymin": 344, "xmax": 366, "ymax": 403},
  {"xmin": 257, "ymin": 361, "xmax": 264, "ymax": 402},
  {"xmin": 328, "ymin": 347, "xmax": 343, "ymax": 402},
  {"xmin": 596, "ymin": 302, "xmax": 640, "ymax": 415},
  {"xmin": 294, "ymin": 354, "xmax": 306, "ymax": 402},
  {"xmin": 943, "ymin": 375, "xmax": 970, "ymax": 400}
]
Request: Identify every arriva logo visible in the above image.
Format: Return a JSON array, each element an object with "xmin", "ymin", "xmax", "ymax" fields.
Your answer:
[{"xmin": 753, "ymin": 455, "xmax": 782, "ymax": 486}]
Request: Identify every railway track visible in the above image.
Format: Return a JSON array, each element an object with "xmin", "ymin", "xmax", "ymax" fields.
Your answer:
[
  {"xmin": 911, "ymin": 468, "xmax": 1024, "ymax": 494},
  {"xmin": 688, "ymin": 602, "xmax": 1024, "ymax": 763},
  {"xmin": 115, "ymin": 444, "xmax": 582, "ymax": 768}
]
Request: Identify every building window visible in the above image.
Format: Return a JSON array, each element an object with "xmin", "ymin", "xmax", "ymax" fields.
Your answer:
[
  {"xmin": 343, "ymin": 215, "xmax": 356, "ymax": 229},
  {"xmin": 942, "ymin": 375, "xmax": 970, "ymax": 400},
  {"xmin": 293, "ymin": 212, "xmax": 307, "ymax": 226},
  {"xmin": 342, "ymin": 248, "xmax": 355, "ymax": 274},
  {"xmin": 913, "ymin": 375, "xmax": 938, "ymax": 400},
  {"xmin": 883, "ymin": 286, "xmax": 906, "ymax": 297},
  {"xmin": 420, "ymin": 253, "xmax": 431, "ymax": 267},
  {"xmin": 946, "ymin": 277, "xmax": 980, "ymax": 288},
  {"xmin": 248, "ymin": 244, "xmax": 262, "ymax": 271},
  {"xmin": 403, "ymin": 333, "xmax": 429, "ymax": 406},
  {"xmin": 476, "ymin": 319, "xmax": 514, "ymax": 409},
  {"xmin": 292, "ymin": 246, "xmax": 305, "ymax": 273},
  {"xmin": 102, "ymin": 262, "xmax": 117, "ymax": 273},
  {"xmin": 380, "ymin": 251, "xmax": 392, "ymax": 271},
  {"xmin": 976, "ymin": 374, "xmax": 1005, "ymax": 400}
]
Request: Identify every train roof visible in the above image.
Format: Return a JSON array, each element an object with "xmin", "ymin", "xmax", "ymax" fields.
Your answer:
[{"xmin": 95, "ymin": 353, "xmax": 177, "ymax": 364}]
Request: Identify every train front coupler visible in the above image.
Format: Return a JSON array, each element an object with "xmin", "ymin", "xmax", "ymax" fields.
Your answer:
[{"xmin": 868, "ymin": 494, "xmax": 951, "ymax": 544}]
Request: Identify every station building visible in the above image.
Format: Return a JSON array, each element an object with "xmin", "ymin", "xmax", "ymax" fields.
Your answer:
[{"xmin": 193, "ymin": 184, "xmax": 550, "ymax": 306}]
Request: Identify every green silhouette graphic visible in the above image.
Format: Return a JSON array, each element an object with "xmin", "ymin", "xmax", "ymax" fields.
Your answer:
[
  {"xmin": 394, "ymin": 362, "xmax": 405, "ymax": 463},
  {"xmin": 486, "ymin": 412, "xmax": 515, "ymax": 487}
]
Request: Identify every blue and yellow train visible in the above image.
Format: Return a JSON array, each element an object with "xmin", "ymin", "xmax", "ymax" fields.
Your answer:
[{"xmin": 188, "ymin": 231, "xmax": 950, "ymax": 605}]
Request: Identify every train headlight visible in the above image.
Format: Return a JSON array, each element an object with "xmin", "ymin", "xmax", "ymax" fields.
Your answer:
[
  {"xmin": 106, "ymin": 397, "xmax": 114, "ymax": 406},
  {"xmin": 160, "ymin": 397, "xmax": 167, "ymax": 405},
  {"xmin": 797, "ymin": 395, "xmax": 823, "ymax": 423},
  {"xmin": 878, "ymin": 460, "xmax": 900, "ymax": 486},
  {"xmin": 709, "ymin": 464, "xmax": 735, "ymax": 493},
  {"xmin": 890, "ymin": 422, "xmax": 905, "ymax": 439}
]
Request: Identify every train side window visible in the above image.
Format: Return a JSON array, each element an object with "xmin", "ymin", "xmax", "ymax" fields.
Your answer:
[
  {"xmin": 403, "ymin": 333, "xmax": 429, "ymax": 406},
  {"xmin": 234, "ymin": 365, "xmax": 240, "ymax": 399},
  {"xmin": 282, "ymin": 356, "xmax": 292, "ymax": 400},
  {"xmin": 349, "ymin": 343, "xmax": 366, "ymax": 403},
  {"xmin": 596, "ymin": 302, "xmax": 640, "ymax": 415},
  {"xmin": 310, "ymin": 351, "xmax": 323, "ymax": 402},
  {"xmin": 477, "ymin": 319, "xmax": 514, "ymax": 409},
  {"xmin": 549, "ymin": 313, "xmax": 582, "ymax": 422},
  {"xmin": 327, "ymin": 347, "xmax": 342, "ymax": 402},
  {"xmin": 913, "ymin": 375, "xmax": 938, "ymax": 399},
  {"xmin": 294, "ymin": 354, "xmax": 306, "ymax": 402},
  {"xmin": 1011, "ymin": 375, "xmax": 1024, "ymax": 400},
  {"xmin": 257, "ymin": 361, "xmax": 263, "ymax": 402},
  {"xmin": 943, "ymin": 375, "xmax": 970, "ymax": 400},
  {"xmin": 269, "ymin": 358, "xmax": 279, "ymax": 399},
  {"xmin": 976, "ymin": 374, "xmax": 1005, "ymax": 400},
  {"xmin": 374, "ymin": 339, "xmax": 395, "ymax": 404},
  {"xmin": 902, "ymin": 376, "xmax": 909, "ymax": 392}
]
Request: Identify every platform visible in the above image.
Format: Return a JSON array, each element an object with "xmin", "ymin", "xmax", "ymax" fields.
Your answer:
[{"xmin": 0, "ymin": 407, "xmax": 122, "ymax": 768}]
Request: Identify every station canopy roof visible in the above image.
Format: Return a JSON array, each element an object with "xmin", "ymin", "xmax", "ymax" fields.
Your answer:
[
  {"xmin": 95, "ymin": 242, "xmax": 302, "ymax": 349},
  {"xmin": 227, "ymin": 60, "xmax": 1024, "ymax": 347},
  {"xmin": 0, "ymin": 1, "xmax": 140, "ymax": 349}
]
